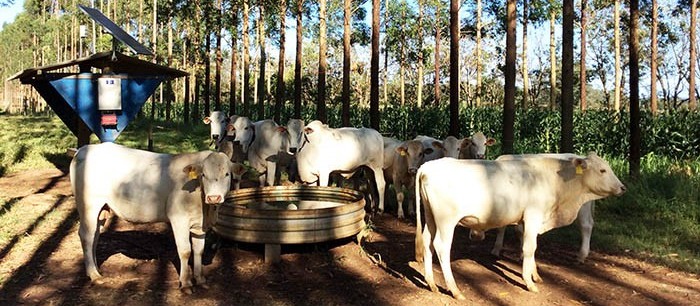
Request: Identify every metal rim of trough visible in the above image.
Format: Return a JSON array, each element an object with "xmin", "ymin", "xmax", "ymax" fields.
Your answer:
[{"xmin": 214, "ymin": 185, "xmax": 366, "ymax": 247}]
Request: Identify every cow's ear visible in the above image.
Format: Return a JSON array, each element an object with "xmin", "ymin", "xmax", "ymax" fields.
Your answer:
[
  {"xmin": 572, "ymin": 158, "xmax": 588, "ymax": 174},
  {"xmin": 183, "ymin": 164, "xmax": 203, "ymax": 179},
  {"xmin": 485, "ymin": 138, "xmax": 496, "ymax": 146},
  {"xmin": 203, "ymin": 117, "xmax": 212, "ymax": 124},
  {"xmin": 276, "ymin": 126, "xmax": 288, "ymax": 134},
  {"xmin": 424, "ymin": 148, "xmax": 434, "ymax": 155},
  {"xmin": 226, "ymin": 123, "xmax": 235, "ymax": 132},
  {"xmin": 432, "ymin": 141, "xmax": 445, "ymax": 151},
  {"xmin": 304, "ymin": 126, "xmax": 314, "ymax": 135},
  {"xmin": 460, "ymin": 138, "xmax": 472, "ymax": 149},
  {"xmin": 231, "ymin": 163, "xmax": 247, "ymax": 176},
  {"xmin": 396, "ymin": 146, "xmax": 408, "ymax": 156}
]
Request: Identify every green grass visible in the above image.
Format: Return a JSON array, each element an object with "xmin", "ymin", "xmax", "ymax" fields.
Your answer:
[{"xmin": 1, "ymin": 114, "xmax": 700, "ymax": 274}]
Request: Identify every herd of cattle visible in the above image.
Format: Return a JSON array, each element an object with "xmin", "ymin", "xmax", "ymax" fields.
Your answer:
[{"xmin": 68, "ymin": 111, "xmax": 626, "ymax": 299}]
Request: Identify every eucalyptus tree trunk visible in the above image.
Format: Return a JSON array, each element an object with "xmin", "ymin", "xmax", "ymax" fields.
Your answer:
[
  {"xmin": 629, "ymin": 0, "xmax": 641, "ymax": 177},
  {"xmin": 215, "ymin": 0, "xmax": 223, "ymax": 111},
  {"xmin": 400, "ymin": 4, "xmax": 406, "ymax": 106},
  {"xmin": 317, "ymin": 0, "xmax": 328, "ymax": 123},
  {"xmin": 417, "ymin": 0, "xmax": 424, "ymax": 107},
  {"xmin": 449, "ymin": 0, "xmax": 459, "ymax": 137},
  {"xmin": 561, "ymin": 0, "xmax": 574, "ymax": 153},
  {"xmin": 230, "ymin": 12, "xmax": 239, "ymax": 116},
  {"xmin": 383, "ymin": 0, "xmax": 389, "ymax": 105},
  {"xmin": 580, "ymin": 0, "xmax": 587, "ymax": 111},
  {"xmin": 294, "ymin": 0, "xmax": 303, "ymax": 118},
  {"xmin": 243, "ymin": 0, "xmax": 251, "ymax": 116},
  {"xmin": 434, "ymin": 23, "xmax": 441, "ymax": 105},
  {"xmin": 476, "ymin": 0, "xmax": 482, "ymax": 106},
  {"xmin": 257, "ymin": 6, "xmax": 266, "ymax": 119},
  {"xmin": 650, "ymin": 0, "xmax": 658, "ymax": 114},
  {"xmin": 690, "ymin": 0, "xmax": 697, "ymax": 111},
  {"xmin": 521, "ymin": 0, "xmax": 530, "ymax": 109},
  {"xmin": 503, "ymin": 0, "xmax": 516, "ymax": 154},
  {"xmin": 549, "ymin": 5, "xmax": 557, "ymax": 110},
  {"xmin": 275, "ymin": 0, "xmax": 287, "ymax": 123},
  {"xmin": 370, "ymin": 0, "xmax": 380, "ymax": 129},
  {"xmin": 614, "ymin": 0, "xmax": 621, "ymax": 112},
  {"xmin": 342, "ymin": 0, "xmax": 351, "ymax": 126}
]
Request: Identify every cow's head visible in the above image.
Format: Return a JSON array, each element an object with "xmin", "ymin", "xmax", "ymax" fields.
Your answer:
[
  {"xmin": 573, "ymin": 152, "xmax": 626, "ymax": 197},
  {"xmin": 442, "ymin": 136, "xmax": 463, "ymax": 158},
  {"xmin": 397, "ymin": 140, "xmax": 433, "ymax": 175},
  {"xmin": 298, "ymin": 120, "xmax": 326, "ymax": 153},
  {"xmin": 285, "ymin": 119, "xmax": 305, "ymax": 154},
  {"xmin": 459, "ymin": 132, "xmax": 496, "ymax": 159},
  {"xmin": 184, "ymin": 152, "xmax": 246, "ymax": 204},
  {"xmin": 203, "ymin": 111, "xmax": 229, "ymax": 145},
  {"xmin": 230, "ymin": 116, "xmax": 255, "ymax": 153}
]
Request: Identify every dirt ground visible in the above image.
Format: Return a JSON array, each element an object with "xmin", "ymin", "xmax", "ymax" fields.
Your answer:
[{"xmin": 1, "ymin": 167, "xmax": 700, "ymax": 306}]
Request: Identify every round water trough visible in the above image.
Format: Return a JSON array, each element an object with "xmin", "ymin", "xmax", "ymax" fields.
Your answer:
[{"xmin": 214, "ymin": 185, "xmax": 366, "ymax": 263}]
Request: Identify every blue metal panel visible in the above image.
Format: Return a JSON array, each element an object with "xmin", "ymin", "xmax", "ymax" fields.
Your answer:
[{"xmin": 45, "ymin": 73, "xmax": 163, "ymax": 142}]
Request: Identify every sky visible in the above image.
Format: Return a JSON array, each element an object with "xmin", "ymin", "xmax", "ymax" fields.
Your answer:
[{"xmin": 0, "ymin": 1, "xmax": 23, "ymax": 30}]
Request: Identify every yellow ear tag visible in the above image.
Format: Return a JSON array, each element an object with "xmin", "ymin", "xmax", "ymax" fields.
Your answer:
[
  {"xmin": 188, "ymin": 170, "xmax": 198, "ymax": 180},
  {"xmin": 575, "ymin": 165, "xmax": 583, "ymax": 175},
  {"xmin": 400, "ymin": 151, "xmax": 407, "ymax": 157}
]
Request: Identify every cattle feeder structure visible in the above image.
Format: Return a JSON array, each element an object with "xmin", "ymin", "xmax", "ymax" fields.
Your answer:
[
  {"xmin": 215, "ymin": 186, "xmax": 366, "ymax": 264},
  {"xmin": 9, "ymin": 5, "xmax": 187, "ymax": 145}
]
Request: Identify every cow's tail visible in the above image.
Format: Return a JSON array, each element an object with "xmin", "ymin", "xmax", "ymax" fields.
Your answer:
[{"xmin": 415, "ymin": 167, "xmax": 424, "ymax": 263}]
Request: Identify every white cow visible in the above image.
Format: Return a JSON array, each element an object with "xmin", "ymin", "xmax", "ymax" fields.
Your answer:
[
  {"xmin": 230, "ymin": 116, "xmax": 303, "ymax": 186},
  {"xmin": 295, "ymin": 120, "xmax": 386, "ymax": 213},
  {"xmin": 414, "ymin": 153, "xmax": 625, "ymax": 299},
  {"xmin": 70, "ymin": 143, "xmax": 245, "ymax": 293},
  {"xmin": 489, "ymin": 153, "xmax": 595, "ymax": 263},
  {"xmin": 202, "ymin": 111, "xmax": 229, "ymax": 147},
  {"xmin": 458, "ymin": 132, "xmax": 496, "ymax": 159},
  {"xmin": 383, "ymin": 137, "xmax": 437, "ymax": 219},
  {"xmin": 414, "ymin": 135, "xmax": 447, "ymax": 162}
]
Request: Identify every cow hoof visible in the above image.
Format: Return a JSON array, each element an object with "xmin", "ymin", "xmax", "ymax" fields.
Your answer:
[
  {"xmin": 526, "ymin": 284, "xmax": 539, "ymax": 293},
  {"xmin": 90, "ymin": 278, "xmax": 105, "ymax": 286},
  {"xmin": 428, "ymin": 284, "xmax": 439, "ymax": 293},
  {"xmin": 198, "ymin": 282, "xmax": 210, "ymax": 290},
  {"xmin": 180, "ymin": 286, "xmax": 194, "ymax": 295},
  {"xmin": 453, "ymin": 292, "xmax": 467, "ymax": 301}
]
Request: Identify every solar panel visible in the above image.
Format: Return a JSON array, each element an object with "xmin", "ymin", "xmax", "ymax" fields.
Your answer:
[{"xmin": 78, "ymin": 5, "xmax": 154, "ymax": 56}]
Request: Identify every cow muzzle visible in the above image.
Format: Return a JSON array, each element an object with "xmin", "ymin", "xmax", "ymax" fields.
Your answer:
[
  {"xmin": 289, "ymin": 147, "xmax": 298, "ymax": 154},
  {"xmin": 212, "ymin": 134, "xmax": 220, "ymax": 141},
  {"xmin": 408, "ymin": 168, "xmax": 418, "ymax": 175},
  {"xmin": 476, "ymin": 154, "xmax": 486, "ymax": 159},
  {"xmin": 206, "ymin": 195, "xmax": 223, "ymax": 204}
]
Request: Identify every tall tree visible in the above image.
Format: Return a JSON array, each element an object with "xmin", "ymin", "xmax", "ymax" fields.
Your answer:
[
  {"xmin": 549, "ymin": 1, "xmax": 557, "ymax": 110},
  {"xmin": 294, "ymin": 0, "xmax": 303, "ymax": 119},
  {"xmin": 417, "ymin": 0, "xmax": 425, "ymax": 107},
  {"xmin": 275, "ymin": 0, "xmax": 287, "ymax": 123},
  {"xmin": 215, "ymin": 0, "xmax": 223, "ymax": 111},
  {"xmin": 476, "ymin": 0, "xmax": 482, "ymax": 107},
  {"xmin": 342, "ymin": 0, "xmax": 351, "ymax": 126},
  {"xmin": 370, "ymin": 0, "xmax": 380, "ymax": 129},
  {"xmin": 561, "ymin": 0, "xmax": 574, "ymax": 153},
  {"xmin": 449, "ymin": 0, "xmax": 459, "ymax": 136},
  {"xmin": 503, "ymin": 0, "xmax": 516, "ymax": 155},
  {"xmin": 521, "ymin": 0, "xmax": 530, "ymax": 108},
  {"xmin": 650, "ymin": 0, "xmax": 658, "ymax": 114},
  {"xmin": 257, "ymin": 5, "xmax": 266, "ymax": 119},
  {"xmin": 613, "ymin": 0, "xmax": 621, "ymax": 112},
  {"xmin": 434, "ymin": 10, "xmax": 441, "ymax": 105},
  {"xmin": 243, "ymin": 0, "xmax": 251, "ymax": 116},
  {"xmin": 230, "ymin": 11, "xmax": 239, "ymax": 116},
  {"xmin": 629, "ymin": 0, "xmax": 640, "ymax": 177},
  {"xmin": 580, "ymin": 0, "xmax": 587, "ymax": 111},
  {"xmin": 317, "ymin": 0, "xmax": 328, "ymax": 122},
  {"xmin": 691, "ymin": 0, "xmax": 697, "ymax": 111}
]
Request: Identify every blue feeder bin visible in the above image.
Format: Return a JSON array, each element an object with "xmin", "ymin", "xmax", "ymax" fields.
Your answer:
[{"xmin": 10, "ymin": 51, "xmax": 188, "ymax": 143}]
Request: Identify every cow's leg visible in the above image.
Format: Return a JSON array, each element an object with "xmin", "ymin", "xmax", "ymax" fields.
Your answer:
[
  {"xmin": 395, "ymin": 179, "xmax": 405, "ymax": 219},
  {"xmin": 406, "ymin": 182, "xmax": 415, "ymax": 219},
  {"xmin": 78, "ymin": 203, "xmax": 103, "ymax": 282},
  {"xmin": 371, "ymin": 166, "xmax": 386, "ymax": 213},
  {"xmin": 577, "ymin": 201, "xmax": 595, "ymax": 263},
  {"xmin": 434, "ymin": 223, "xmax": 465, "ymax": 300},
  {"xmin": 421, "ymin": 224, "xmax": 438, "ymax": 293},
  {"xmin": 191, "ymin": 232, "xmax": 208, "ymax": 288},
  {"xmin": 491, "ymin": 227, "xmax": 506, "ymax": 257},
  {"xmin": 266, "ymin": 160, "xmax": 278, "ymax": 186},
  {"xmin": 170, "ymin": 219, "xmax": 194, "ymax": 293},
  {"xmin": 521, "ymin": 219, "xmax": 542, "ymax": 293}
]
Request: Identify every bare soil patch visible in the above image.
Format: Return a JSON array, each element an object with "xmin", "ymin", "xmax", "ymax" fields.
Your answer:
[{"xmin": 1, "ymin": 168, "xmax": 699, "ymax": 305}]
